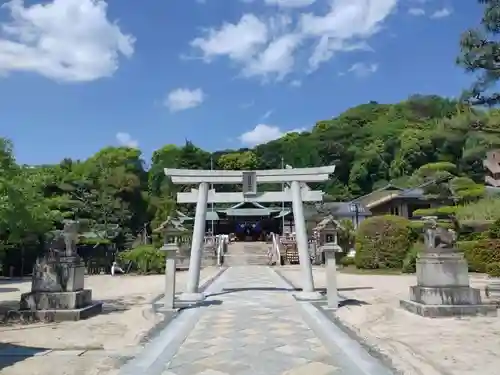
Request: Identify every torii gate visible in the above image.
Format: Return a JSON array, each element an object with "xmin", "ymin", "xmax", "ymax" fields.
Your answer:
[{"xmin": 164, "ymin": 166, "xmax": 336, "ymax": 302}]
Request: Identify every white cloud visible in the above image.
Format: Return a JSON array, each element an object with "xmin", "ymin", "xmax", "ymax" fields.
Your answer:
[
  {"xmin": 290, "ymin": 79, "xmax": 302, "ymax": 87},
  {"xmin": 430, "ymin": 8, "xmax": 452, "ymax": 19},
  {"xmin": 347, "ymin": 62, "xmax": 378, "ymax": 77},
  {"xmin": 300, "ymin": 0, "xmax": 397, "ymax": 71},
  {"xmin": 239, "ymin": 124, "xmax": 306, "ymax": 146},
  {"xmin": 408, "ymin": 8, "xmax": 425, "ymax": 16},
  {"xmin": 189, "ymin": 1, "xmax": 397, "ymax": 80},
  {"xmin": 264, "ymin": 0, "xmax": 316, "ymax": 8},
  {"xmin": 116, "ymin": 132, "xmax": 138, "ymax": 148},
  {"xmin": 190, "ymin": 14, "xmax": 268, "ymax": 62},
  {"xmin": 261, "ymin": 109, "xmax": 273, "ymax": 120},
  {"xmin": 165, "ymin": 88, "xmax": 205, "ymax": 112},
  {"xmin": 0, "ymin": 0, "xmax": 135, "ymax": 82},
  {"xmin": 242, "ymin": 33, "xmax": 301, "ymax": 80}
]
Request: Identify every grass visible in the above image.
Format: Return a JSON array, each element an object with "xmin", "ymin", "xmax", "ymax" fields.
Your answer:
[{"xmin": 339, "ymin": 265, "xmax": 403, "ymax": 275}]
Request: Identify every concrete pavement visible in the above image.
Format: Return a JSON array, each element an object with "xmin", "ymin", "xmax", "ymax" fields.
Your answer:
[{"xmin": 120, "ymin": 265, "xmax": 394, "ymax": 375}]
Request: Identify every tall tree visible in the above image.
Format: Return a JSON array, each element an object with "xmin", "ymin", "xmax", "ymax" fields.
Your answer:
[{"xmin": 457, "ymin": 0, "xmax": 500, "ymax": 105}]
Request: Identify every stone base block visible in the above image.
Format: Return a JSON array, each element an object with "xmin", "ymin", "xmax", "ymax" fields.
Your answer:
[
  {"xmin": 5, "ymin": 302, "xmax": 103, "ymax": 323},
  {"xmin": 20, "ymin": 289, "xmax": 92, "ymax": 310},
  {"xmin": 293, "ymin": 291, "xmax": 324, "ymax": 301},
  {"xmin": 400, "ymin": 299, "xmax": 497, "ymax": 318},
  {"xmin": 177, "ymin": 292, "xmax": 205, "ymax": 303},
  {"xmin": 410, "ymin": 286, "xmax": 482, "ymax": 305}
]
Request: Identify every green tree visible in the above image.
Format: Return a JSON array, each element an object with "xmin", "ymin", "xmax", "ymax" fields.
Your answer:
[{"xmin": 457, "ymin": 0, "xmax": 500, "ymax": 105}]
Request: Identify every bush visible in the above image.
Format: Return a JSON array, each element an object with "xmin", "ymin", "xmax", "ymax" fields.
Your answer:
[
  {"xmin": 457, "ymin": 240, "xmax": 500, "ymax": 273},
  {"xmin": 486, "ymin": 262, "xmax": 500, "ymax": 277},
  {"xmin": 456, "ymin": 197, "xmax": 500, "ymax": 222},
  {"xmin": 487, "ymin": 218, "xmax": 500, "ymax": 239},
  {"xmin": 354, "ymin": 215, "xmax": 412, "ymax": 269},
  {"xmin": 339, "ymin": 256, "xmax": 355, "ymax": 267},
  {"xmin": 117, "ymin": 245, "xmax": 165, "ymax": 274},
  {"xmin": 402, "ymin": 242, "xmax": 424, "ymax": 273}
]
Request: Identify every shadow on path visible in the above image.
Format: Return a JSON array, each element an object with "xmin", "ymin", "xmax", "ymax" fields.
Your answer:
[
  {"xmin": 0, "ymin": 343, "xmax": 49, "ymax": 370},
  {"xmin": 177, "ymin": 299, "xmax": 223, "ymax": 311},
  {"xmin": 206, "ymin": 286, "xmax": 298, "ymax": 297}
]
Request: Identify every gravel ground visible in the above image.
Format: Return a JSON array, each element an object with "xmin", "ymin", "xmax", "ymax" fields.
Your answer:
[
  {"xmin": 0, "ymin": 267, "xmax": 220, "ymax": 375},
  {"xmin": 279, "ymin": 266, "xmax": 500, "ymax": 375}
]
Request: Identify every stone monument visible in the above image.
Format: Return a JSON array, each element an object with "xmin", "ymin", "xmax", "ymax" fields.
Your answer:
[
  {"xmin": 400, "ymin": 217, "xmax": 497, "ymax": 317},
  {"xmin": 15, "ymin": 220, "xmax": 103, "ymax": 322}
]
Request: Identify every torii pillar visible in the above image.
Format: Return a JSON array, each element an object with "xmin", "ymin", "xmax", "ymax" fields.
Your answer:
[{"xmin": 165, "ymin": 166, "xmax": 336, "ymax": 302}]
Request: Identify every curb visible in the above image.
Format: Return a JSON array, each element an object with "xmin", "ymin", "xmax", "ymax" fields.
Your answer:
[
  {"xmin": 142, "ymin": 267, "xmax": 228, "ymax": 344},
  {"xmin": 118, "ymin": 267, "xmax": 229, "ymax": 375}
]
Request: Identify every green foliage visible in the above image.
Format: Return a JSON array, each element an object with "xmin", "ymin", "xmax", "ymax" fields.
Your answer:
[
  {"xmin": 412, "ymin": 206, "xmax": 457, "ymax": 217},
  {"xmin": 337, "ymin": 219, "xmax": 355, "ymax": 251},
  {"xmin": 457, "ymin": 0, "xmax": 500, "ymax": 105},
  {"xmin": 457, "ymin": 240, "xmax": 500, "ymax": 273},
  {"xmin": 2, "ymin": 90, "xmax": 500, "ymax": 273},
  {"xmin": 354, "ymin": 215, "xmax": 412, "ymax": 269},
  {"xmin": 487, "ymin": 218, "xmax": 500, "ymax": 239},
  {"xmin": 339, "ymin": 256, "xmax": 355, "ymax": 267},
  {"xmin": 456, "ymin": 197, "xmax": 500, "ymax": 221},
  {"xmin": 402, "ymin": 242, "xmax": 424, "ymax": 274},
  {"xmin": 486, "ymin": 262, "xmax": 500, "ymax": 277},
  {"xmin": 117, "ymin": 245, "xmax": 165, "ymax": 274}
]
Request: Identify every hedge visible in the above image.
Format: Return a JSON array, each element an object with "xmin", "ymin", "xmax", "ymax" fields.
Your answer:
[
  {"xmin": 412, "ymin": 206, "xmax": 457, "ymax": 218},
  {"xmin": 486, "ymin": 262, "xmax": 500, "ymax": 277},
  {"xmin": 354, "ymin": 215, "xmax": 412, "ymax": 269},
  {"xmin": 457, "ymin": 240, "xmax": 500, "ymax": 273}
]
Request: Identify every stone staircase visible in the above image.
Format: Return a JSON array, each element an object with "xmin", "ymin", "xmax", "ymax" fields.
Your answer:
[{"xmin": 224, "ymin": 242, "xmax": 271, "ymax": 266}]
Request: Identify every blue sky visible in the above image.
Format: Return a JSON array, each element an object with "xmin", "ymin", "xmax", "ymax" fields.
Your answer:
[{"xmin": 0, "ymin": 0, "xmax": 483, "ymax": 165}]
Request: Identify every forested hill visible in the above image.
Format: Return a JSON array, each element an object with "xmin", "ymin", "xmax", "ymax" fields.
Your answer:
[
  {"xmin": 2, "ymin": 94, "xmax": 500, "ymax": 252},
  {"xmin": 150, "ymin": 95, "xmax": 500, "ymax": 200}
]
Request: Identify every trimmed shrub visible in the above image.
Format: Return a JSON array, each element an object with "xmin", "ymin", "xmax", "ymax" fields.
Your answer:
[
  {"xmin": 339, "ymin": 256, "xmax": 355, "ymax": 267},
  {"xmin": 487, "ymin": 262, "xmax": 500, "ymax": 277},
  {"xmin": 457, "ymin": 240, "xmax": 500, "ymax": 273},
  {"xmin": 456, "ymin": 197, "xmax": 500, "ymax": 222},
  {"xmin": 412, "ymin": 206, "xmax": 457, "ymax": 218},
  {"xmin": 117, "ymin": 245, "xmax": 165, "ymax": 274},
  {"xmin": 402, "ymin": 242, "xmax": 424, "ymax": 274},
  {"xmin": 354, "ymin": 215, "xmax": 412, "ymax": 269}
]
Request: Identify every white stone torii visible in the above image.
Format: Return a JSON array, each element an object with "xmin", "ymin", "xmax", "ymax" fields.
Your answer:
[{"xmin": 164, "ymin": 166, "xmax": 336, "ymax": 302}]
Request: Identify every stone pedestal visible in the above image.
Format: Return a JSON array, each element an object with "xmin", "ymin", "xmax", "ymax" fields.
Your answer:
[
  {"xmin": 160, "ymin": 244, "xmax": 178, "ymax": 310},
  {"xmin": 323, "ymin": 245, "xmax": 341, "ymax": 309},
  {"xmin": 12, "ymin": 254, "xmax": 102, "ymax": 322},
  {"xmin": 400, "ymin": 252, "xmax": 497, "ymax": 318},
  {"xmin": 485, "ymin": 279, "xmax": 500, "ymax": 305}
]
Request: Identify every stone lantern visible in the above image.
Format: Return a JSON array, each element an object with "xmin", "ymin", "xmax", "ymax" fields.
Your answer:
[
  {"xmin": 315, "ymin": 216, "xmax": 343, "ymax": 309},
  {"xmin": 154, "ymin": 217, "xmax": 188, "ymax": 310}
]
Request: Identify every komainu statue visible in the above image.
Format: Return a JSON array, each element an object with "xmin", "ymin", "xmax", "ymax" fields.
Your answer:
[{"xmin": 422, "ymin": 216, "xmax": 457, "ymax": 251}]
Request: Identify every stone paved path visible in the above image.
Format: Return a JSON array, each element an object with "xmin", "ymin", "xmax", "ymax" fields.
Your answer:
[{"xmin": 162, "ymin": 266, "xmax": 341, "ymax": 375}]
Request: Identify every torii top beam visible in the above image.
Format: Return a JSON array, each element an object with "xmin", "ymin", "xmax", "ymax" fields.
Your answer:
[{"xmin": 164, "ymin": 166, "xmax": 336, "ymax": 184}]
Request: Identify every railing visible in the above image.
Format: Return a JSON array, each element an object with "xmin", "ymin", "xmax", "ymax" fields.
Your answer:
[
  {"xmin": 270, "ymin": 232, "xmax": 282, "ymax": 266},
  {"xmin": 216, "ymin": 235, "xmax": 227, "ymax": 267}
]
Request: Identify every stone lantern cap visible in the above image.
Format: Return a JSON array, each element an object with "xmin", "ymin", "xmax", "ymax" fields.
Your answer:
[
  {"xmin": 314, "ymin": 215, "xmax": 343, "ymax": 252},
  {"xmin": 154, "ymin": 217, "xmax": 188, "ymax": 234},
  {"xmin": 314, "ymin": 215, "xmax": 342, "ymax": 233},
  {"xmin": 154, "ymin": 216, "xmax": 189, "ymax": 252}
]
